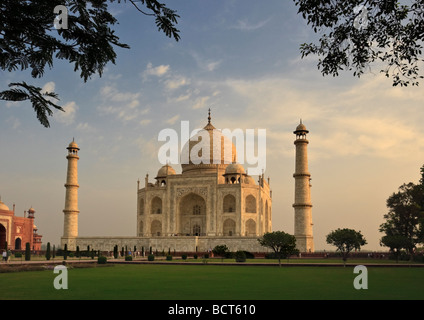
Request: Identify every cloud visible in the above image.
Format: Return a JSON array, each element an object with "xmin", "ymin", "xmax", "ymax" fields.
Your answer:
[
  {"xmin": 143, "ymin": 62, "xmax": 170, "ymax": 78},
  {"xmin": 76, "ymin": 122, "xmax": 96, "ymax": 133},
  {"xmin": 192, "ymin": 96, "xmax": 211, "ymax": 110},
  {"xmin": 100, "ymin": 85, "xmax": 140, "ymax": 103},
  {"xmin": 173, "ymin": 92, "xmax": 191, "ymax": 102},
  {"xmin": 205, "ymin": 60, "xmax": 222, "ymax": 72},
  {"xmin": 55, "ymin": 101, "xmax": 78, "ymax": 125},
  {"xmin": 190, "ymin": 74, "xmax": 424, "ymax": 162},
  {"xmin": 6, "ymin": 116, "xmax": 21, "ymax": 129},
  {"xmin": 189, "ymin": 51, "xmax": 222, "ymax": 72},
  {"xmin": 140, "ymin": 119, "xmax": 152, "ymax": 126},
  {"xmin": 97, "ymin": 84, "xmax": 148, "ymax": 123},
  {"xmin": 166, "ymin": 115, "xmax": 180, "ymax": 125},
  {"xmin": 231, "ymin": 18, "xmax": 272, "ymax": 31},
  {"xmin": 165, "ymin": 76, "xmax": 190, "ymax": 90},
  {"xmin": 41, "ymin": 81, "xmax": 55, "ymax": 93}
]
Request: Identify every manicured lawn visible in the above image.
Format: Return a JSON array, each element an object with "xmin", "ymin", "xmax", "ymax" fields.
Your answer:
[{"xmin": 1, "ymin": 263, "xmax": 423, "ymax": 300}]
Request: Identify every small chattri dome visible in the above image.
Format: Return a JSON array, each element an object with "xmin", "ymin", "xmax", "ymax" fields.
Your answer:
[
  {"xmin": 156, "ymin": 164, "xmax": 176, "ymax": 178},
  {"xmin": 28, "ymin": 207, "xmax": 35, "ymax": 214},
  {"xmin": 225, "ymin": 163, "xmax": 245, "ymax": 175},
  {"xmin": 67, "ymin": 139, "xmax": 79, "ymax": 150},
  {"xmin": 244, "ymin": 175, "xmax": 256, "ymax": 185},
  {"xmin": 296, "ymin": 123, "xmax": 307, "ymax": 131},
  {"xmin": 0, "ymin": 199, "xmax": 9, "ymax": 211},
  {"xmin": 294, "ymin": 120, "xmax": 309, "ymax": 134}
]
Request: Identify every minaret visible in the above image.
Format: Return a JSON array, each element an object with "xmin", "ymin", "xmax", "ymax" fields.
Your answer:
[
  {"xmin": 61, "ymin": 139, "xmax": 80, "ymax": 251},
  {"xmin": 293, "ymin": 121, "xmax": 314, "ymax": 252}
]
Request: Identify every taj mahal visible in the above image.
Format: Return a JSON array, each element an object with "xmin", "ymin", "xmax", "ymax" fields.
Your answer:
[{"xmin": 60, "ymin": 112, "xmax": 314, "ymax": 254}]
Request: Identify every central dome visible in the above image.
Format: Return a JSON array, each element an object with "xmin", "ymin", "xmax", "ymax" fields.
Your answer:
[{"xmin": 181, "ymin": 120, "xmax": 237, "ymax": 174}]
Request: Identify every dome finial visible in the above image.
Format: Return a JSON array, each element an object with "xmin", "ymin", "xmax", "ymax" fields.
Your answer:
[{"xmin": 208, "ymin": 108, "xmax": 211, "ymax": 124}]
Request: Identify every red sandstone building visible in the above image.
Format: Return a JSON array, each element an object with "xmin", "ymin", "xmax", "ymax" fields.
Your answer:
[{"xmin": 0, "ymin": 198, "xmax": 42, "ymax": 251}]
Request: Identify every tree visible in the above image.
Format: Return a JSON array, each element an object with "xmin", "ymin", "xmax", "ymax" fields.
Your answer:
[
  {"xmin": 212, "ymin": 245, "xmax": 230, "ymax": 262},
  {"xmin": 379, "ymin": 165, "xmax": 424, "ymax": 256},
  {"xmin": 63, "ymin": 244, "xmax": 68, "ymax": 260},
  {"xmin": 326, "ymin": 228, "xmax": 367, "ymax": 265},
  {"xmin": 258, "ymin": 231, "xmax": 298, "ymax": 266},
  {"xmin": 25, "ymin": 242, "xmax": 31, "ymax": 261},
  {"xmin": 46, "ymin": 242, "xmax": 51, "ymax": 260},
  {"xmin": 1, "ymin": 0, "xmax": 180, "ymax": 127},
  {"xmin": 380, "ymin": 234, "xmax": 411, "ymax": 262},
  {"xmin": 294, "ymin": 0, "xmax": 424, "ymax": 87}
]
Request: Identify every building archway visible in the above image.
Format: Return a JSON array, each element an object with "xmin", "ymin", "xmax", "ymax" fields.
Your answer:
[
  {"xmin": 139, "ymin": 199, "xmax": 144, "ymax": 215},
  {"xmin": 245, "ymin": 219, "xmax": 256, "ymax": 236},
  {"xmin": 223, "ymin": 218, "xmax": 236, "ymax": 236},
  {"xmin": 15, "ymin": 237, "xmax": 22, "ymax": 250},
  {"xmin": 245, "ymin": 195, "xmax": 256, "ymax": 213},
  {"xmin": 138, "ymin": 221, "xmax": 144, "ymax": 236},
  {"xmin": 178, "ymin": 193, "xmax": 206, "ymax": 236},
  {"xmin": 193, "ymin": 224, "xmax": 201, "ymax": 236},
  {"xmin": 223, "ymin": 194, "xmax": 236, "ymax": 213},
  {"xmin": 151, "ymin": 220, "xmax": 162, "ymax": 236},
  {"xmin": 0, "ymin": 224, "xmax": 6, "ymax": 250},
  {"xmin": 151, "ymin": 197, "xmax": 162, "ymax": 214}
]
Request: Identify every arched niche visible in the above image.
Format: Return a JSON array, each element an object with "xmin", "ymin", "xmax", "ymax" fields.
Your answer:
[{"xmin": 178, "ymin": 193, "xmax": 206, "ymax": 236}]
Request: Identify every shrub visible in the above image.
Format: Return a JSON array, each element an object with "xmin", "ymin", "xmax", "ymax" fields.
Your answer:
[
  {"xmin": 148, "ymin": 254, "xmax": 155, "ymax": 261},
  {"xmin": 97, "ymin": 256, "xmax": 107, "ymax": 264},
  {"xmin": 182, "ymin": 254, "xmax": 187, "ymax": 260},
  {"xmin": 413, "ymin": 254, "xmax": 424, "ymax": 263},
  {"xmin": 25, "ymin": 243, "xmax": 31, "ymax": 261},
  {"xmin": 113, "ymin": 245, "xmax": 118, "ymax": 259},
  {"xmin": 235, "ymin": 251, "xmax": 246, "ymax": 262},
  {"xmin": 125, "ymin": 255, "xmax": 133, "ymax": 261},
  {"xmin": 45, "ymin": 242, "xmax": 51, "ymax": 260},
  {"xmin": 243, "ymin": 251, "xmax": 255, "ymax": 259},
  {"xmin": 166, "ymin": 255, "xmax": 172, "ymax": 261},
  {"xmin": 265, "ymin": 252, "xmax": 286, "ymax": 259},
  {"xmin": 193, "ymin": 254, "xmax": 198, "ymax": 259},
  {"xmin": 203, "ymin": 253, "xmax": 209, "ymax": 259},
  {"xmin": 225, "ymin": 251, "xmax": 234, "ymax": 259},
  {"xmin": 14, "ymin": 252, "xmax": 22, "ymax": 258},
  {"xmin": 212, "ymin": 245, "xmax": 230, "ymax": 259}
]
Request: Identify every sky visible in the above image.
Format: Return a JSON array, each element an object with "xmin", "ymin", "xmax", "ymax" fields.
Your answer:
[{"xmin": 1, "ymin": 0, "xmax": 424, "ymax": 251}]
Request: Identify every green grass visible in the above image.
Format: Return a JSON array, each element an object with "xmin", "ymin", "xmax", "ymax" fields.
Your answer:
[
  {"xmin": 183, "ymin": 257, "xmax": 422, "ymax": 264},
  {"xmin": 0, "ymin": 264, "xmax": 423, "ymax": 300}
]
